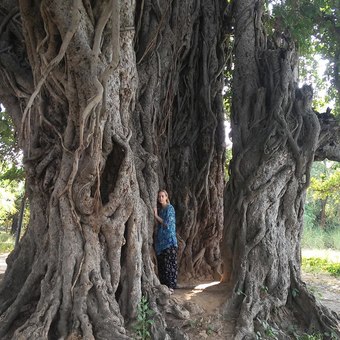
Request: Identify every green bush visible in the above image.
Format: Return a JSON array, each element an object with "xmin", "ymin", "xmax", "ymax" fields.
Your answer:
[
  {"xmin": 133, "ymin": 296, "xmax": 154, "ymax": 340},
  {"xmin": 302, "ymin": 257, "xmax": 340, "ymax": 277},
  {"xmin": 303, "ymin": 203, "xmax": 317, "ymax": 230},
  {"xmin": 0, "ymin": 231, "xmax": 14, "ymax": 254}
]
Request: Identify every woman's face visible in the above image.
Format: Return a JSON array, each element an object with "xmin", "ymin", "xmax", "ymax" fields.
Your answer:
[{"xmin": 158, "ymin": 191, "xmax": 168, "ymax": 205}]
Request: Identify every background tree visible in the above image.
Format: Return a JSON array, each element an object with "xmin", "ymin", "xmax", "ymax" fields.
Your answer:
[
  {"xmin": 222, "ymin": 0, "xmax": 340, "ymax": 338},
  {"xmin": 302, "ymin": 161, "xmax": 340, "ymax": 251},
  {"xmin": 0, "ymin": 108, "xmax": 25, "ymax": 241},
  {"xmin": 270, "ymin": 0, "xmax": 340, "ymax": 114},
  {"xmin": 0, "ymin": 0, "xmax": 226, "ymax": 339},
  {"xmin": 308, "ymin": 162, "xmax": 340, "ymax": 231},
  {"xmin": 0, "ymin": 109, "xmax": 19, "ymax": 163},
  {"xmin": 1, "ymin": 0, "xmax": 339, "ymax": 339}
]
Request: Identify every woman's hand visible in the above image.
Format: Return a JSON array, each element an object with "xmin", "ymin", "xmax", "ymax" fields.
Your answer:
[{"xmin": 154, "ymin": 208, "xmax": 166, "ymax": 226}]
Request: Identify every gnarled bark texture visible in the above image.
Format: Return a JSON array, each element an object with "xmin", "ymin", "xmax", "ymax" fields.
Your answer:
[
  {"xmin": 0, "ymin": 0, "xmax": 226, "ymax": 339},
  {"xmin": 135, "ymin": 0, "xmax": 226, "ymax": 281},
  {"xmin": 222, "ymin": 0, "xmax": 340, "ymax": 338}
]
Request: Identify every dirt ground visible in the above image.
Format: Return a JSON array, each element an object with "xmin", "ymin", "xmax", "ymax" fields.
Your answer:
[
  {"xmin": 301, "ymin": 272, "xmax": 340, "ymax": 315},
  {"xmin": 168, "ymin": 281, "xmax": 235, "ymax": 339},
  {"xmin": 170, "ymin": 273, "xmax": 340, "ymax": 339},
  {"xmin": 0, "ymin": 253, "xmax": 339, "ymax": 339}
]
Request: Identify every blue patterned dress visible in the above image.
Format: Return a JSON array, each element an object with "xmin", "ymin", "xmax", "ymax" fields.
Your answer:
[{"xmin": 155, "ymin": 204, "xmax": 178, "ymax": 289}]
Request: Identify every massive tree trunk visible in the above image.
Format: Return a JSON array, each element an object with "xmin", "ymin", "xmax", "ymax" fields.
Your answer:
[
  {"xmin": 0, "ymin": 0, "xmax": 225, "ymax": 338},
  {"xmin": 135, "ymin": 0, "xmax": 226, "ymax": 281},
  {"xmin": 222, "ymin": 0, "xmax": 340, "ymax": 338}
]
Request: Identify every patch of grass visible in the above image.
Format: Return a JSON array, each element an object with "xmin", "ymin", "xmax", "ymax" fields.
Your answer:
[
  {"xmin": 0, "ymin": 231, "xmax": 14, "ymax": 254},
  {"xmin": 302, "ymin": 257, "xmax": 340, "ymax": 277},
  {"xmin": 302, "ymin": 248, "xmax": 340, "ymax": 263},
  {"xmin": 327, "ymin": 229, "xmax": 340, "ymax": 251},
  {"xmin": 302, "ymin": 225, "xmax": 340, "ymax": 251},
  {"xmin": 302, "ymin": 226, "xmax": 325, "ymax": 249}
]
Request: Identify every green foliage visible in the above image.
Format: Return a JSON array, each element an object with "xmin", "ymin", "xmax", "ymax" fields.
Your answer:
[
  {"xmin": 133, "ymin": 296, "xmax": 154, "ymax": 340},
  {"xmin": 224, "ymin": 145, "xmax": 232, "ymax": 181},
  {"xmin": 0, "ymin": 231, "xmax": 14, "ymax": 254},
  {"xmin": 260, "ymin": 285, "xmax": 269, "ymax": 294},
  {"xmin": 303, "ymin": 203, "xmax": 318, "ymax": 230},
  {"xmin": 302, "ymin": 224, "xmax": 325, "ymax": 249},
  {"xmin": 310, "ymin": 163, "xmax": 340, "ymax": 201},
  {"xmin": 206, "ymin": 325, "xmax": 214, "ymax": 336},
  {"xmin": 0, "ymin": 179, "xmax": 24, "ymax": 230},
  {"xmin": 298, "ymin": 54, "xmax": 334, "ymax": 113},
  {"xmin": 302, "ymin": 225, "xmax": 340, "ymax": 250},
  {"xmin": 302, "ymin": 257, "xmax": 340, "ymax": 277},
  {"xmin": 304, "ymin": 162, "xmax": 340, "ymax": 233},
  {"xmin": 269, "ymin": 0, "xmax": 338, "ymax": 54},
  {"xmin": 0, "ymin": 109, "xmax": 20, "ymax": 166},
  {"xmin": 291, "ymin": 288, "xmax": 300, "ymax": 298},
  {"xmin": 255, "ymin": 319, "xmax": 279, "ymax": 339},
  {"xmin": 268, "ymin": 0, "xmax": 340, "ymax": 114},
  {"xmin": 0, "ymin": 106, "xmax": 26, "ymax": 231},
  {"xmin": 329, "ymin": 229, "xmax": 340, "ymax": 250},
  {"xmin": 0, "ymin": 165, "xmax": 24, "ymax": 182}
]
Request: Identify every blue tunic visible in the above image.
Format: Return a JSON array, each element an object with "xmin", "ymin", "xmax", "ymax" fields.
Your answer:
[{"xmin": 155, "ymin": 204, "xmax": 178, "ymax": 255}]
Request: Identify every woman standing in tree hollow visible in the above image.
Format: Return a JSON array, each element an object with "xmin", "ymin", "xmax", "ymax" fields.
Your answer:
[{"xmin": 154, "ymin": 190, "xmax": 178, "ymax": 290}]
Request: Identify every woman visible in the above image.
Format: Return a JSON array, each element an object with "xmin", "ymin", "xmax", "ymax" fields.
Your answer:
[{"xmin": 154, "ymin": 190, "xmax": 178, "ymax": 290}]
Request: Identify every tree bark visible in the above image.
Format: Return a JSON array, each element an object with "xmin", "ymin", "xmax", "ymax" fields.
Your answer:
[
  {"xmin": 0, "ymin": 1, "xmax": 148, "ymax": 338},
  {"xmin": 135, "ymin": 0, "xmax": 226, "ymax": 282},
  {"xmin": 0, "ymin": 0, "xmax": 226, "ymax": 338},
  {"xmin": 319, "ymin": 197, "xmax": 328, "ymax": 230},
  {"xmin": 222, "ymin": 0, "xmax": 340, "ymax": 338},
  {"xmin": 315, "ymin": 108, "xmax": 340, "ymax": 162}
]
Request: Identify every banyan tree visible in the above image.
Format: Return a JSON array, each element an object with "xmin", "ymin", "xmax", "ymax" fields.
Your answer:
[{"xmin": 0, "ymin": 0, "xmax": 339, "ymax": 339}]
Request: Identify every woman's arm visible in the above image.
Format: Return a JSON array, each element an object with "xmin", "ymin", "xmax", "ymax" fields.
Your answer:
[
  {"xmin": 162, "ymin": 205, "xmax": 175, "ymax": 228},
  {"xmin": 154, "ymin": 208, "xmax": 164, "ymax": 225}
]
